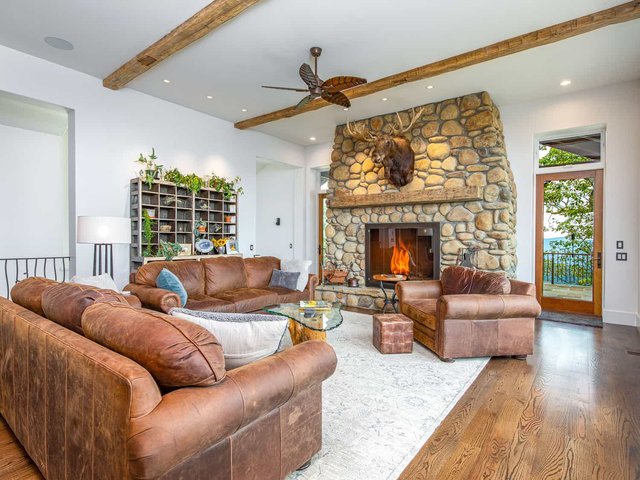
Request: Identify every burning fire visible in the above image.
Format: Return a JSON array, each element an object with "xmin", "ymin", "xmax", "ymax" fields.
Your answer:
[{"xmin": 390, "ymin": 238, "xmax": 411, "ymax": 276}]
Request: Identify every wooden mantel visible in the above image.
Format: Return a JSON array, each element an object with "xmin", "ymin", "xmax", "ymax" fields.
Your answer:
[{"xmin": 328, "ymin": 186, "xmax": 483, "ymax": 209}]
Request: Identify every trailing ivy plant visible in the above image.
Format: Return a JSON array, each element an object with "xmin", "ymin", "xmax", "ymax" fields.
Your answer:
[
  {"xmin": 142, "ymin": 210, "xmax": 155, "ymax": 257},
  {"xmin": 209, "ymin": 174, "xmax": 244, "ymax": 199},
  {"xmin": 137, "ymin": 148, "xmax": 163, "ymax": 188},
  {"xmin": 157, "ymin": 241, "xmax": 182, "ymax": 260}
]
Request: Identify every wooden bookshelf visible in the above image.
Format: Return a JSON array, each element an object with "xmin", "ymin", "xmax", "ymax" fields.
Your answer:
[{"xmin": 130, "ymin": 178, "xmax": 238, "ymax": 271}]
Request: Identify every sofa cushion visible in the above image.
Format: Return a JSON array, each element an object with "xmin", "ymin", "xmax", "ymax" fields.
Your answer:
[
  {"xmin": 281, "ymin": 259, "xmax": 312, "ymax": 292},
  {"xmin": 269, "ymin": 270, "xmax": 300, "ymax": 290},
  {"xmin": 213, "ymin": 288, "xmax": 278, "ymax": 313},
  {"xmin": 244, "ymin": 256, "xmax": 280, "ymax": 288},
  {"xmin": 156, "ymin": 268, "xmax": 188, "ymax": 307},
  {"xmin": 185, "ymin": 294, "xmax": 236, "ymax": 313},
  {"xmin": 441, "ymin": 266, "xmax": 510, "ymax": 295},
  {"xmin": 401, "ymin": 299, "xmax": 438, "ymax": 331},
  {"xmin": 262, "ymin": 286, "xmax": 307, "ymax": 304},
  {"xmin": 82, "ymin": 302, "xmax": 226, "ymax": 388},
  {"xmin": 135, "ymin": 260, "xmax": 205, "ymax": 296},
  {"xmin": 10, "ymin": 277, "xmax": 57, "ymax": 316},
  {"xmin": 70, "ymin": 273, "xmax": 119, "ymax": 292},
  {"xmin": 170, "ymin": 308, "xmax": 289, "ymax": 369},
  {"xmin": 202, "ymin": 256, "xmax": 248, "ymax": 295},
  {"xmin": 41, "ymin": 282, "xmax": 130, "ymax": 335}
]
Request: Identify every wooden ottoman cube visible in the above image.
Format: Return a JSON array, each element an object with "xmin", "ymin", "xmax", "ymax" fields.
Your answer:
[{"xmin": 373, "ymin": 313, "xmax": 413, "ymax": 354}]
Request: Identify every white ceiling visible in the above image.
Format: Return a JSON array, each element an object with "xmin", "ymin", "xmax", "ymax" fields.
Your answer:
[{"xmin": 0, "ymin": 0, "xmax": 638, "ymax": 145}]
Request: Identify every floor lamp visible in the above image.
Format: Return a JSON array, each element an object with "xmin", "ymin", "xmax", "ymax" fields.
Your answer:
[{"xmin": 77, "ymin": 216, "xmax": 131, "ymax": 278}]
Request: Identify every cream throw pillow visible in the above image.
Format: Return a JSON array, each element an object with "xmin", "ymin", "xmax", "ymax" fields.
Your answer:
[{"xmin": 281, "ymin": 259, "xmax": 312, "ymax": 291}]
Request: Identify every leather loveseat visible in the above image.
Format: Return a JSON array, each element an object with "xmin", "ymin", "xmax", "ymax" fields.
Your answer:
[
  {"xmin": 0, "ymin": 277, "xmax": 337, "ymax": 479},
  {"xmin": 396, "ymin": 266, "xmax": 541, "ymax": 361},
  {"xmin": 125, "ymin": 256, "xmax": 317, "ymax": 313}
]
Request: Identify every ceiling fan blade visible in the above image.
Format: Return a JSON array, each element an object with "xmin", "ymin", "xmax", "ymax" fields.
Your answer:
[
  {"xmin": 262, "ymin": 85, "xmax": 310, "ymax": 92},
  {"xmin": 295, "ymin": 95, "xmax": 315, "ymax": 109},
  {"xmin": 299, "ymin": 63, "xmax": 320, "ymax": 89},
  {"xmin": 321, "ymin": 90, "xmax": 351, "ymax": 108},
  {"xmin": 321, "ymin": 76, "xmax": 368, "ymax": 93}
]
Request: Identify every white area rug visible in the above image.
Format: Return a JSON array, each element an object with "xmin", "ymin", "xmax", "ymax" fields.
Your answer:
[{"xmin": 287, "ymin": 311, "xmax": 488, "ymax": 480}]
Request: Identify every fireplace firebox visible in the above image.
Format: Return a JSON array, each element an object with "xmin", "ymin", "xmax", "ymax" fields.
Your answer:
[{"xmin": 365, "ymin": 223, "xmax": 440, "ymax": 287}]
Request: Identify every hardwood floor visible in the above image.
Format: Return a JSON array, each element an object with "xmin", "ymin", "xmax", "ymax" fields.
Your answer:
[
  {"xmin": 1, "ymin": 319, "xmax": 639, "ymax": 480},
  {"xmin": 400, "ymin": 320, "xmax": 640, "ymax": 480}
]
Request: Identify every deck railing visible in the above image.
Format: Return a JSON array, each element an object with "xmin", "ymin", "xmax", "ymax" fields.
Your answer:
[
  {"xmin": 1, "ymin": 256, "xmax": 72, "ymax": 298},
  {"xmin": 542, "ymin": 252, "xmax": 592, "ymax": 286}
]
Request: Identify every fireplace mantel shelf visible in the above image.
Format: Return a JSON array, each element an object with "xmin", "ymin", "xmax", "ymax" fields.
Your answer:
[{"xmin": 328, "ymin": 186, "xmax": 483, "ymax": 209}]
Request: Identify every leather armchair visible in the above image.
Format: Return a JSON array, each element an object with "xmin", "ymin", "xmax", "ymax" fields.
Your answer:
[{"xmin": 396, "ymin": 266, "xmax": 541, "ymax": 361}]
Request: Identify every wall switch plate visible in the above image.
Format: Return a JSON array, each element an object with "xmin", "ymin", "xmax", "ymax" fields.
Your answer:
[
  {"xmin": 616, "ymin": 240, "xmax": 624, "ymax": 249},
  {"xmin": 289, "ymin": 243, "xmax": 293, "ymax": 249},
  {"xmin": 616, "ymin": 252, "xmax": 627, "ymax": 261},
  {"xmin": 249, "ymin": 244, "xmax": 254, "ymax": 251}
]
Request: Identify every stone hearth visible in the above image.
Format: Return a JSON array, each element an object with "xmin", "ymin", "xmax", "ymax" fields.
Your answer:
[{"xmin": 320, "ymin": 92, "xmax": 517, "ymax": 309}]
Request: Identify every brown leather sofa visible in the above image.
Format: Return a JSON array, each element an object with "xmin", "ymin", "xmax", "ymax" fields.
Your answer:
[
  {"xmin": 396, "ymin": 266, "xmax": 541, "ymax": 361},
  {"xmin": 125, "ymin": 256, "xmax": 317, "ymax": 313},
  {"xmin": 1, "ymin": 278, "xmax": 337, "ymax": 479}
]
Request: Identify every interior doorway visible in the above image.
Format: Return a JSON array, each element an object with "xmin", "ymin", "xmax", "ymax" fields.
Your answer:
[{"xmin": 535, "ymin": 169, "xmax": 603, "ymax": 315}]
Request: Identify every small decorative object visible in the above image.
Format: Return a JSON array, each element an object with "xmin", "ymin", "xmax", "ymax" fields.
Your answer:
[
  {"xmin": 198, "ymin": 200, "xmax": 208, "ymax": 209},
  {"xmin": 225, "ymin": 239, "xmax": 239, "ymax": 255},
  {"xmin": 178, "ymin": 243, "xmax": 192, "ymax": 256},
  {"xmin": 212, "ymin": 223, "xmax": 222, "ymax": 233},
  {"xmin": 348, "ymin": 277, "xmax": 359, "ymax": 288},
  {"xmin": 136, "ymin": 148, "xmax": 163, "ymax": 189},
  {"xmin": 194, "ymin": 220, "xmax": 207, "ymax": 237},
  {"xmin": 224, "ymin": 215, "xmax": 233, "ymax": 223},
  {"xmin": 323, "ymin": 264, "xmax": 349, "ymax": 285},
  {"xmin": 213, "ymin": 238, "xmax": 228, "ymax": 254},
  {"xmin": 346, "ymin": 107, "xmax": 424, "ymax": 187},
  {"xmin": 157, "ymin": 241, "xmax": 182, "ymax": 261},
  {"xmin": 159, "ymin": 224, "xmax": 172, "ymax": 233},
  {"xmin": 195, "ymin": 238, "xmax": 214, "ymax": 254},
  {"xmin": 144, "ymin": 208, "xmax": 156, "ymax": 219}
]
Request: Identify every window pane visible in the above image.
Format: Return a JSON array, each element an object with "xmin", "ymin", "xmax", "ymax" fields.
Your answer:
[{"xmin": 538, "ymin": 133, "xmax": 601, "ymax": 168}]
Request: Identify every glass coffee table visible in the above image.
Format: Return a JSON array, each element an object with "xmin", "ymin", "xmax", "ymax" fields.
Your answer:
[{"xmin": 263, "ymin": 303, "xmax": 343, "ymax": 345}]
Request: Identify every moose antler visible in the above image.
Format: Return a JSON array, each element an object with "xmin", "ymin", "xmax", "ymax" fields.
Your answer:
[
  {"xmin": 391, "ymin": 107, "xmax": 425, "ymax": 135},
  {"xmin": 345, "ymin": 119, "xmax": 377, "ymax": 142}
]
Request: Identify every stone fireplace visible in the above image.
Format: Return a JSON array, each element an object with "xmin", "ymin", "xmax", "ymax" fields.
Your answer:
[{"xmin": 318, "ymin": 91, "xmax": 517, "ymax": 310}]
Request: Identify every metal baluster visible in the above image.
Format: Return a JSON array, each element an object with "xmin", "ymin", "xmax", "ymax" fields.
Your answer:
[
  {"xmin": 53, "ymin": 258, "xmax": 58, "ymax": 281},
  {"xmin": 3, "ymin": 260, "xmax": 8, "ymax": 298},
  {"xmin": 44, "ymin": 258, "xmax": 48, "ymax": 279},
  {"xmin": 62, "ymin": 258, "xmax": 67, "ymax": 282}
]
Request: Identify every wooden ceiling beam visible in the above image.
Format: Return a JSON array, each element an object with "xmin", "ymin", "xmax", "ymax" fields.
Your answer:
[
  {"xmin": 234, "ymin": 0, "xmax": 640, "ymax": 130},
  {"xmin": 103, "ymin": 0, "xmax": 264, "ymax": 90}
]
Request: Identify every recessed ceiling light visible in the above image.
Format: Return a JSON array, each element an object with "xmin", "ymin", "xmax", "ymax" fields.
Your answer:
[
  {"xmin": 241, "ymin": 108, "xmax": 248, "ymax": 112},
  {"xmin": 381, "ymin": 97, "xmax": 388, "ymax": 101},
  {"xmin": 163, "ymin": 79, "xmax": 171, "ymax": 84},
  {"xmin": 560, "ymin": 80, "xmax": 572, "ymax": 86},
  {"xmin": 309, "ymin": 137, "xmax": 316, "ymax": 141},
  {"xmin": 44, "ymin": 36, "xmax": 74, "ymax": 51},
  {"xmin": 426, "ymin": 85, "xmax": 434, "ymax": 89},
  {"xmin": 206, "ymin": 95, "xmax": 213, "ymax": 99}
]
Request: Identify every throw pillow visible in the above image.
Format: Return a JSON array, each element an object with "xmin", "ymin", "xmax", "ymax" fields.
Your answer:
[
  {"xmin": 71, "ymin": 273, "xmax": 119, "ymax": 292},
  {"xmin": 269, "ymin": 269, "xmax": 300, "ymax": 290},
  {"xmin": 170, "ymin": 308, "xmax": 289, "ymax": 369},
  {"xmin": 281, "ymin": 259, "xmax": 312, "ymax": 292},
  {"xmin": 156, "ymin": 268, "xmax": 187, "ymax": 307},
  {"xmin": 82, "ymin": 302, "xmax": 226, "ymax": 388}
]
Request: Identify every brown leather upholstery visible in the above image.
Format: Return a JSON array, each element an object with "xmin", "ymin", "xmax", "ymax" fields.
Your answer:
[
  {"xmin": 244, "ymin": 256, "xmax": 280, "ymax": 288},
  {"xmin": 82, "ymin": 301, "xmax": 226, "ymax": 388},
  {"xmin": 41, "ymin": 282, "xmax": 130, "ymax": 335},
  {"xmin": 373, "ymin": 314, "xmax": 413, "ymax": 354},
  {"xmin": 397, "ymin": 266, "xmax": 541, "ymax": 360},
  {"xmin": 202, "ymin": 256, "xmax": 248, "ymax": 295},
  {"xmin": 10, "ymin": 277, "xmax": 57, "ymax": 316},
  {"xmin": 135, "ymin": 260, "xmax": 206, "ymax": 296},
  {"xmin": 126, "ymin": 257, "xmax": 318, "ymax": 314},
  {"xmin": 0, "ymin": 288, "xmax": 336, "ymax": 479}
]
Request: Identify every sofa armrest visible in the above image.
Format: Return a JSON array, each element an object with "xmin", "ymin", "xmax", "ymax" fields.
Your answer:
[
  {"xmin": 396, "ymin": 280, "xmax": 442, "ymax": 303},
  {"xmin": 438, "ymin": 294, "xmax": 542, "ymax": 320},
  {"xmin": 123, "ymin": 283, "xmax": 180, "ymax": 313},
  {"xmin": 509, "ymin": 279, "xmax": 537, "ymax": 297},
  {"xmin": 304, "ymin": 273, "xmax": 319, "ymax": 299},
  {"xmin": 127, "ymin": 340, "xmax": 337, "ymax": 479}
]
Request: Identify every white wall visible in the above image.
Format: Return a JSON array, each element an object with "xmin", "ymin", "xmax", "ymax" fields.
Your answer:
[
  {"xmin": 502, "ymin": 80, "xmax": 640, "ymax": 326},
  {"xmin": 0, "ymin": 45, "xmax": 305, "ymax": 288},
  {"xmin": 255, "ymin": 163, "xmax": 297, "ymax": 260}
]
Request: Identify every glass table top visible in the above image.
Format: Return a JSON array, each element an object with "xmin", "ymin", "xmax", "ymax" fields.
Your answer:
[{"xmin": 263, "ymin": 303, "xmax": 343, "ymax": 332}]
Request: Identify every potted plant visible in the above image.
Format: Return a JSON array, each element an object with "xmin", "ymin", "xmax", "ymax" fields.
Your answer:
[
  {"xmin": 157, "ymin": 241, "xmax": 182, "ymax": 261},
  {"xmin": 194, "ymin": 220, "xmax": 207, "ymax": 236},
  {"xmin": 142, "ymin": 210, "xmax": 155, "ymax": 257},
  {"xmin": 136, "ymin": 148, "xmax": 163, "ymax": 189},
  {"xmin": 209, "ymin": 174, "xmax": 244, "ymax": 200}
]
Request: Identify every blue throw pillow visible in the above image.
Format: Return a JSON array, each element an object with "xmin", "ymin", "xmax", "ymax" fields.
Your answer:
[{"xmin": 156, "ymin": 268, "xmax": 187, "ymax": 307}]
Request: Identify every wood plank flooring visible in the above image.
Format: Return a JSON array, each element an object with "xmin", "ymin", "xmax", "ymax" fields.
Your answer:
[
  {"xmin": 1, "ymin": 319, "xmax": 638, "ymax": 479},
  {"xmin": 400, "ymin": 320, "xmax": 640, "ymax": 480}
]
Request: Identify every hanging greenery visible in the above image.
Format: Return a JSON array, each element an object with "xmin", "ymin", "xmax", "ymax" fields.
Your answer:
[{"xmin": 142, "ymin": 210, "xmax": 155, "ymax": 257}]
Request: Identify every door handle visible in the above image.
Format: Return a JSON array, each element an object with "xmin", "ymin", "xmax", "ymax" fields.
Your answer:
[{"xmin": 596, "ymin": 252, "xmax": 602, "ymax": 269}]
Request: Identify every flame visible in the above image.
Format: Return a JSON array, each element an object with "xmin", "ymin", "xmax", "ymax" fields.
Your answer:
[{"xmin": 390, "ymin": 238, "xmax": 411, "ymax": 276}]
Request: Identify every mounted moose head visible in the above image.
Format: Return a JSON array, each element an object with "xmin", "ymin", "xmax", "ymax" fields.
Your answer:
[{"xmin": 346, "ymin": 107, "xmax": 424, "ymax": 188}]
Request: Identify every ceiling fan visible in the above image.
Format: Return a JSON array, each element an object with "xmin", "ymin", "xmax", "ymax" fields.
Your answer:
[{"xmin": 262, "ymin": 47, "xmax": 367, "ymax": 109}]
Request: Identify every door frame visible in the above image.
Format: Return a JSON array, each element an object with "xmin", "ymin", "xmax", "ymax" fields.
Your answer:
[
  {"xmin": 535, "ymin": 169, "xmax": 603, "ymax": 315},
  {"xmin": 317, "ymin": 192, "xmax": 328, "ymax": 281}
]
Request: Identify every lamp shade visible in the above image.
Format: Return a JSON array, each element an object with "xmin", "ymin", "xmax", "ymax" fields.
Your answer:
[{"xmin": 77, "ymin": 216, "xmax": 131, "ymax": 244}]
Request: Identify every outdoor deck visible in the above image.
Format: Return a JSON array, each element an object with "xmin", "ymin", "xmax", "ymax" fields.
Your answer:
[{"xmin": 543, "ymin": 282, "xmax": 592, "ymax": 301}]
